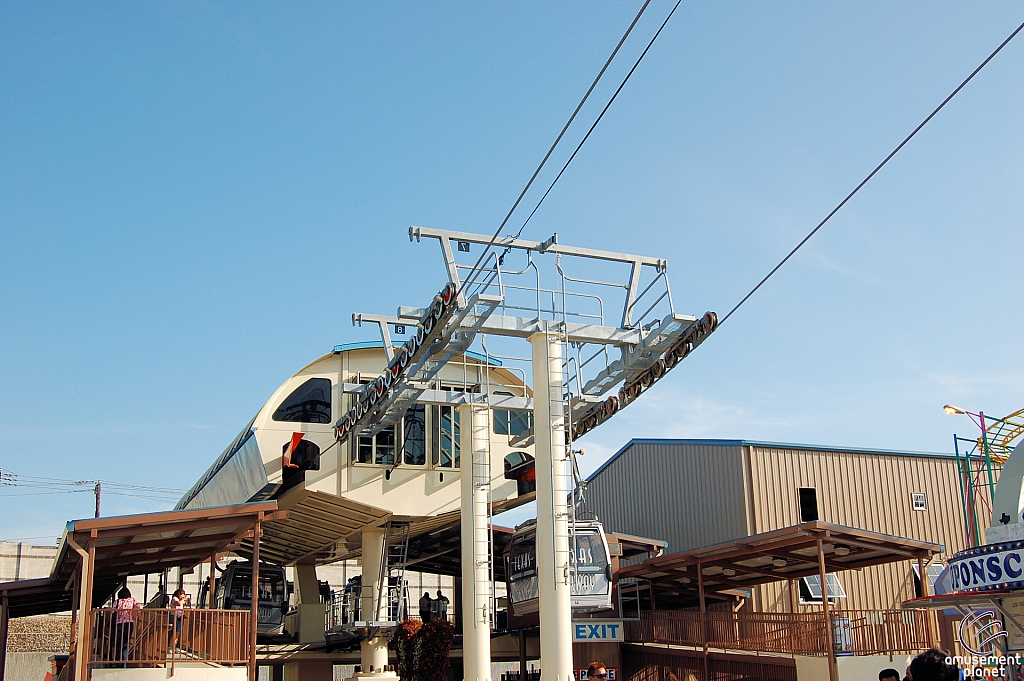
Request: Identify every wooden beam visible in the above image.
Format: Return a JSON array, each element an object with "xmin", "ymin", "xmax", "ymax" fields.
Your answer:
[
  {"xmin": 70, "ymin": 502, "xmax": 280, "ymax": 532},
  {"xmin": 92, "ymin": 532, "xmax": 238, "ymax": 554},
  {"xmin": 696, "ymin": 557, "xmax": 793, "ymax": 581},
  {"xmin": 84, "ymin": 518, "xmax": 254, "ymax": 540},
  {"xmin": 771, "ymin": 547, "xmax": 846, "ymax": 571}
]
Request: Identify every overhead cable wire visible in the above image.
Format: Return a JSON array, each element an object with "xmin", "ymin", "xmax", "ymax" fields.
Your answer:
[
  {"xmin": 0, "ymin": 490, "xmax": 91, "ymax": 497},
  {"xmin": 717, "ymin": 19, "xmax": 1024, "ymax": 329},
  {"xmin": 0, "ymin": 469, "xmax": 185, "ymax": 495},
  {"xmin": 457, "ymin": 0, "xmax": 653, "ymax": 295},
  {"xmin": 509, "ymin": 0, "xmax": 683, "ymax": 241}
]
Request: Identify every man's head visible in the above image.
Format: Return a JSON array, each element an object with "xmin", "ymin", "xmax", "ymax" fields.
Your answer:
[
  {"xmin": 879, "ymin": 669, "xmax": 900, "ymax": 681},
  {"xmin": 586, "ymin": 663, "xmax": 608, "ymax": 680},
  {"xmin": 908, "ymin": 648, "xmax": 958, "ymax": 681}
]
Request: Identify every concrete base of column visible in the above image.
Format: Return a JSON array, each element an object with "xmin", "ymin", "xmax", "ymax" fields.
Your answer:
[
  {"xmin": 360, "ymin": 635, "xmax": 390, "ymax": 673},
  {"xmin": 347, "ymin": 673, "xmax": 399, "ymax": 681}
]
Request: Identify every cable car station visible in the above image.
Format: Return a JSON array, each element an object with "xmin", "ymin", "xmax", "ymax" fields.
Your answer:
[{"xmin": 0, "ymin": 228, "xmax": 978, "ymax": 681}]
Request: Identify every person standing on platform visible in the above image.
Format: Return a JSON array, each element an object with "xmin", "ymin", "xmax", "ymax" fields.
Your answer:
[
  {"xmin": 114, "ymin": 587, "xmax": 141, "ymax": 665},
  {"xmin": 435, "ymin": 589, "xmax": 449, "ymax": 620},
  {"xmin": 419, "ymin": 591, "xmax": 433, "ymax": 622}
]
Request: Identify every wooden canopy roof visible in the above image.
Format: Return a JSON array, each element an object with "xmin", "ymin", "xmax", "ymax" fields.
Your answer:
[
  {"xmin": 0, "ymin": 501, "xmax": 284, "ymax": 618},
  {"xmin": 617, "ymin": 521, "xmax": 943, "ymax": 609}
]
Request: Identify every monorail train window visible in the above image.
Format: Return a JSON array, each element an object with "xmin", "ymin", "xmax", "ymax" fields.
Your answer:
[
  {"xmin": 493, "ymin": 409, "xmax": 532, "ymax": 436},
  {"xmin": 272, "ymin": 378, "xmax": 332, "ymax": 424},
  {"xmin": 403, "ymin": 404, "xmax": 426, "ymax": 466},
  {"xmin": 430, "ymin": 405, "xmax": 460, "ymax": 468}
]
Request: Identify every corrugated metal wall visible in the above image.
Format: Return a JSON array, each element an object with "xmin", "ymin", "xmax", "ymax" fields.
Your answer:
[
  {"xmin": 745, "ymin": 444, "xmax": 982, "ymax": 612},
  {"xmin": 584, "ymin": 441, "xmax": 749, "ymax": 554}
]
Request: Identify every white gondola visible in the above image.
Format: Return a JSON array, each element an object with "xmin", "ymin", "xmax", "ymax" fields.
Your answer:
[
  {"xmin": 506, "ymin": 518, "xmax": 613, "ymax": 616},
  {"xmin": 197, "ymin": 560, "xmax": 290, "ymax": 636}
]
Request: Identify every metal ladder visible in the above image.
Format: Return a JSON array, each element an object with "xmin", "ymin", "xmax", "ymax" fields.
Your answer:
[{"xmin": 375, "ymin": 520, "xmax": 411, "ymax": 623}]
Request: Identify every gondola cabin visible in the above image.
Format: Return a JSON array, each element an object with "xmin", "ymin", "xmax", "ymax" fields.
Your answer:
[
  {"xmin": 505, "ymin": 518, "xmax": 613, "ymax": 615},
  {"xmin": 197, "ymin": 561, "xmax": 290, "ymax": 635}
]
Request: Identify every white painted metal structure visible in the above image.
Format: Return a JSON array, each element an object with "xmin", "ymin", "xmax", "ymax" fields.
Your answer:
[
  {"xmin": 344, "ymin": 228, "xmax": 716, "ymax": 681},
  {"xmin": 178, "ymin": 227, "xmax": 716, "ymax": 681}
]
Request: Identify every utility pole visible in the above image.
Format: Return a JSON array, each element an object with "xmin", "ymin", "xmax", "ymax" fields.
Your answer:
[{"xmin": 94, "ymin": 481, "xmax": 101, "ymax": 518}]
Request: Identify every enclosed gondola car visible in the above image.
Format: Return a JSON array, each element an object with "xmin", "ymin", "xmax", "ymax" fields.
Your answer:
[{"xmin": 505, "ymin": 518, "xmax": 613, "ymax": 615}]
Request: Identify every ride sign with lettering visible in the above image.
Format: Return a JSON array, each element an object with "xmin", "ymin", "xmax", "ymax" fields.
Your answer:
[{"xmin": 948, "ymin": 542, "xmax": 1024, "ymax": 593}]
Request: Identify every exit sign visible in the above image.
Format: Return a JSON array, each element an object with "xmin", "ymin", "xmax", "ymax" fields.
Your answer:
[{"xmin": 572, "ymin": 620, "xmax": 624, "ymax": 642}]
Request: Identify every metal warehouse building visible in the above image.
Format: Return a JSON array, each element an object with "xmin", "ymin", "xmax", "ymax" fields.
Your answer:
[{"xmin": 583, "ymin": 439, "xmax": 983, "ymax": 615}]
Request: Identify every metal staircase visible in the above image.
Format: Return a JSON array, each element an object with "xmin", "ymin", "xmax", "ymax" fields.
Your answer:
[{"xmin": 376, "ymin": 519, "xmax": 411, "ymax": 623}]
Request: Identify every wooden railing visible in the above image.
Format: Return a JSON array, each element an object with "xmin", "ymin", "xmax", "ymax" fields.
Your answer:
[
  {"xmin": 625, "ymin": 609, "xmax": 931, "ymax": 657},
  {"xmin": 87, "ymin": 608, "xmax": 249, "ymax": 670}
]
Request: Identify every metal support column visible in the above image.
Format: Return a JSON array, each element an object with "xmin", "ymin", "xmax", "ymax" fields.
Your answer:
[
  {"xmin": 461, "ymin": 404, "xmax": 492, "ymax": 681},
  {"xmin": 530, "ymin": 331, "xmax": 573, "ymax": 681}
]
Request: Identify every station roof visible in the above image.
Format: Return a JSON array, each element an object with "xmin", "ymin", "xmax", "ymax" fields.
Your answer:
[
  {"xmin": 618, "ymin": 521, "xmax": 943, "ymax": 610},
  {"xmin": 0, "ymin": 501, "xmax": 284, "ymax": 618},
  {"xmin": 587, "ymin": 438, "xmax": 956, "ymax": 483}
]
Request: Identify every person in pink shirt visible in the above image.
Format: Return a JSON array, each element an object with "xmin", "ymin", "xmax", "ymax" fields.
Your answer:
[{"xmin": 114, "ymin": 587, "xmax": 141, "ymax": 664}]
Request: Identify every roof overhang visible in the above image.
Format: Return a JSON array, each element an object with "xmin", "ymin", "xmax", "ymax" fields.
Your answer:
[
  {"xmin": 618, "ymin": 521, "xmax": 943, "ymax": 609},
  {"xmin": 0, "ymin": 501, "xmax": 285, "ymax": 618}
]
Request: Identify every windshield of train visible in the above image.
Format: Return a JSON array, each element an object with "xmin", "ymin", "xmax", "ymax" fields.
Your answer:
[{"xmin": 228, "ymin": 570, "xmax": 285, "ymax": 604}]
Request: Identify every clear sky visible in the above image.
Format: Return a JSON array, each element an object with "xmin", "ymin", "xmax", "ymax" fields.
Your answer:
[{"xmin": 1, "ymin": 2, "xmax": 1021, "ymax": 542}]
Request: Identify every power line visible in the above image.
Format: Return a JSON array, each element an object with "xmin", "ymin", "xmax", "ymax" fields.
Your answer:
[
  {"xmin": 0, "ymin": 490, "xmax": 90, "ymax": 498},
  {"xmin": 0, "ymin": 470, "xmax": 185, "ymax": 495},
  {"xmin": 718, "ymin": 19, "xmax": 1024, "ymax": 329},
  {"xmin": 510, "ymin": 0, "xmax": 683, "ymax": 241},
  {"xmin": 457, "ymin": 0, "xmax": 654, "ymax": 295}
]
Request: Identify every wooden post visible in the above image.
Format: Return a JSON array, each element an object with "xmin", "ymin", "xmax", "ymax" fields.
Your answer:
[
  {"xmin": 73, "ymin": 532, "xmax": 97, "ymax": 681},
  {"xmin": 917, "ymin": 556, "xmax": 935, "ymax": 648},
  {"xmin": 787, "ymin": 579, "xmax": 796, "ymax": 655},
  {"xmin": 249, "ymin": 513, "xmax": 263, "ymax": 681},
  {"xmin": 209, "ymin": 551, "xmax": 218, "ymax": 607},
  {"xmin": 816, "ymin": 538, "xmax": 837, "ymax": 681},
  {"xmin": 0, "ymin": 590, "xmax": 10, "ymax": 681},
  {"xmin": 519, "ymin": 627, "xmax": 527, "ymax": 681},
  {"xmin": 697, "ymin": 560, "xmax": 708, "ymax": 681},
  {"xmin": 70, "ymin": 570, "xmax": 80, "ymax": 652}
]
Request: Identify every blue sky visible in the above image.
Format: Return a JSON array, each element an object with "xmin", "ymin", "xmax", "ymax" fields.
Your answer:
[{"xmin": 1, "ymin": 2, "xmax": 1021, "ymax": 541}]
